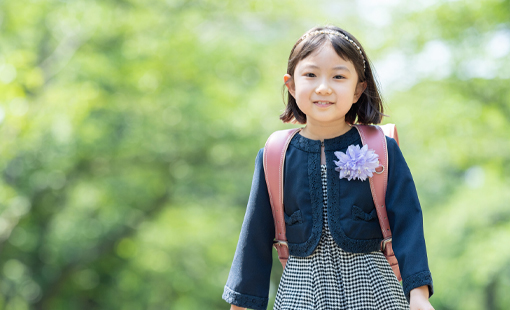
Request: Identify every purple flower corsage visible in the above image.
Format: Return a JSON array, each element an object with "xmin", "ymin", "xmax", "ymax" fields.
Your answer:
[{"xmin": 333, "ymin": 144, "xmax": 379, "ymax": 181}]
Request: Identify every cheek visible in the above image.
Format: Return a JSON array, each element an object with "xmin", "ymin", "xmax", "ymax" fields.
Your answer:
[
  {"xmin": 339, "ymin": 83, "xmax": 358, "ymax": 97},
  {"xmin": 295, "ymin": 80, "xmax": 313, "ymax": 94}
]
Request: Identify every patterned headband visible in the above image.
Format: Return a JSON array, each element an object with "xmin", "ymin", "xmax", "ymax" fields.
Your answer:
[{"xmin": 298, "ymin": 30, "xmax": 366, "ymax": 71}]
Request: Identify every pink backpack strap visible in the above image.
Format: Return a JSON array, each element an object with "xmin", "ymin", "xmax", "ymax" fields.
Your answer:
[
  {"xmin": 354, "ymin": 124, "xmax": 402, "ymax": 281},
  {"xmin": 263, "ymin": 128, "xmax": 301, "ymax": 269}
]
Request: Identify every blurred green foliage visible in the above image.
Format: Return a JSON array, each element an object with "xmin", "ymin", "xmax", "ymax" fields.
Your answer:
[{"xmin": 0, "ymin": 0, "xmax": 509, "ymax": 309}]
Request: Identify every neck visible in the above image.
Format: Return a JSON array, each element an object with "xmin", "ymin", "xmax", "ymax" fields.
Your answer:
[{"xmin": 300, "ymin": 120, "xmax": 352, "ymax": 141}]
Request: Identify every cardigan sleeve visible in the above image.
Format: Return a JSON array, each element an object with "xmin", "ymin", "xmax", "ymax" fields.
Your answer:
[
  {"xmin": 385, "ymin": 137, "xmax": 434, "ymax": 301},
  {"xmin": 222, "ymin": 148, "xmax": 275, "ymax": 310}
]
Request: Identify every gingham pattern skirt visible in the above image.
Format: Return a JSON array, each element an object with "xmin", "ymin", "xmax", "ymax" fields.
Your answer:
[{"xmin": 273, "ymin": 165, "xmax": 409, "ymax": 310}]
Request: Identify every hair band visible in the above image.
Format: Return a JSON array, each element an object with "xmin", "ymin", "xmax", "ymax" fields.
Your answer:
[{"xmin": 298, "ymin": 30, "xmax": 366, "ymax": 71}]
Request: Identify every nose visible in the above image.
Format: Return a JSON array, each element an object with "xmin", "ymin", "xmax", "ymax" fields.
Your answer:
[{"xmin": 315, "ymin": 80, "xmax": 332, "ymax": 95}]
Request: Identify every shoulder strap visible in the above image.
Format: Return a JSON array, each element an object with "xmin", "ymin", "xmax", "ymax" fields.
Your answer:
[
  {"xmin": 354, "ymin": 123, "xmax": 402, "ymax": 281},
  {"xmin": 353, "ymin": 125, "xmax": 391, "ymax": 239},
  {"xmin": 263, "ymin": 128, "xmax": 301, "ymax": 269}
]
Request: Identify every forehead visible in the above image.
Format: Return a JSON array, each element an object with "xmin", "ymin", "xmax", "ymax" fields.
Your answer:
[{"xmin": 296, "ymin": 42, "xmax": 354, "ymax": 69}]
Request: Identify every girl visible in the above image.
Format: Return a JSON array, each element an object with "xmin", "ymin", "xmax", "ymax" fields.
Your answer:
[{"xmin": 222, "ymin": 25, "xmax": 434, "ymax": 310}]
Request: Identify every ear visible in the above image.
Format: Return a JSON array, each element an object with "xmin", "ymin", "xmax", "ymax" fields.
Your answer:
[
  {"xmin": 284, "ymin": 74, "xmax": 296, "ymax": 98},
  {"xmin": 353, "ymin": 81, "xmax": 367, "ymax": 102}
]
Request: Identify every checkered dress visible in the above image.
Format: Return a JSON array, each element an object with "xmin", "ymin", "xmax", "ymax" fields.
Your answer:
[{"xmin": 273, "ymin": 165, "xmax": 409, "ymax": 310}]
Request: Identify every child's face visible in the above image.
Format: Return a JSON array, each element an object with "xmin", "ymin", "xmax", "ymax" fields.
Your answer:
[{"xmin": 285, "ymin": 42, "xmax": 366, "ymax": 127}]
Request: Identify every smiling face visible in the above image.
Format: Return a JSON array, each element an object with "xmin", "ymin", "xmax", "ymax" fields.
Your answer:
[{"xmin": 285, "ymin": 42, "xmax": 366, "ymax": 128}]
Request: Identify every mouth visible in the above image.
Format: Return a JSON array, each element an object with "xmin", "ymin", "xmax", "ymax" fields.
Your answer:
[{"xmin": 313, "ymin": 101, "xmax": 334, "ymax": 107}]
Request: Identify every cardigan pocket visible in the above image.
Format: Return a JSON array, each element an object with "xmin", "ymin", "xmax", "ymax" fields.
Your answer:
[
  {"xmin": 351, "ymin": 205, "xmax": 377, "ymax": 221},
  {"xmin": 284, "ymin": 210, "xmax": 303, "ymax": 226}
]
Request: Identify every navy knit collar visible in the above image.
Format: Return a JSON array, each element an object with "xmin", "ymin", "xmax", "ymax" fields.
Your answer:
[{"xmin": 290, "ymin": 126, "xmax": 361, "ymax": 153}]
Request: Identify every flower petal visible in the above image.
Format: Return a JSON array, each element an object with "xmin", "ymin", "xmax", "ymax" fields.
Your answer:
[{"xmin": 333, "ymin": 144, "xmax": 380, "ymax": 181}]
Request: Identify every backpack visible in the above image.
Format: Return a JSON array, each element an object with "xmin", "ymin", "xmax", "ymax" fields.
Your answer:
[{"xmin": 263, "ymin": 124, "xmax": 402, "ymax": 281}]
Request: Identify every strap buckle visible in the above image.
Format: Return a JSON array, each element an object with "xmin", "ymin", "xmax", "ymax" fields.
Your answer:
[
  {"xmin": 375, "ymin": 164, "xmax": 385, "ymax": 174},
  {"xmin": 273, "ymin": 240, "xmax": 288, "ymax": 249},
  {"xmin": 381, "ymin": 237, "xmax": 392, "ymax": 251}
]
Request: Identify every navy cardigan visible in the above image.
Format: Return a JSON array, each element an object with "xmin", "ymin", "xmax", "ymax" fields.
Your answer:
[{"xmin": 223, "ymin": 127, "xmax": 433, "ymax": 309}]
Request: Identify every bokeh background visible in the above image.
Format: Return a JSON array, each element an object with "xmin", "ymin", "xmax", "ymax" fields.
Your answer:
[{"xmin": 1, "ymin": 0, "xmax": 509, "ymax": 309}]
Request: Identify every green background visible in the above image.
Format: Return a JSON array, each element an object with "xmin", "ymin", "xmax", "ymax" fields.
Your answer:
[{"xmin": 1, "ymin": 0, "xmax": 509, "ymax": 309}]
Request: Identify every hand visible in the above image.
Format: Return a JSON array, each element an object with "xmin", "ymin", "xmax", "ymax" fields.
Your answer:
[
  {"xmin": 230, "ymin": 305, "xmax": 246, "ymax": 310},
  {"xmin": 409, "ymin": 285, "xmax": 434, "ymax": 310}
]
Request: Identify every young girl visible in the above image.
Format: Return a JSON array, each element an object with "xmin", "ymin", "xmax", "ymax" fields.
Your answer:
[{"xmin": 222, "ymin": 25, "xmax": 434, "ymax": 310}]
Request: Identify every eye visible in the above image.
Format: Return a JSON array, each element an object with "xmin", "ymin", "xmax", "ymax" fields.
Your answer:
[
  {"xmin": 334, "ymin": 75, "xmax": 345, "ymax": 79},
  {"xmin": 304, "ymin": 73, "xmax": 316, "ymax": 77}
]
